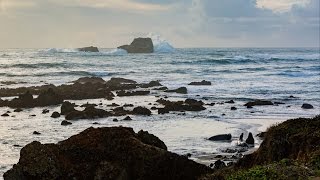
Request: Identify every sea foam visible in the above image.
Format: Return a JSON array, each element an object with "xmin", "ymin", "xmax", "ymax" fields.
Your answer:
[{"xmin": 147, "ymin": 33, "xmax": 175, "ymax": 53}]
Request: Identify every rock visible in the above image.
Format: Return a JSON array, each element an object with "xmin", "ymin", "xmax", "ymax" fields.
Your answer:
[
  {"xmin": 188, "ymin": 80, "xmax": 212, "ymax": 86},
  {"xmin": 61, "ymin": 120, "xmax": 72, "ymax": 126},
  {"xmin": 239, "ymin": 133, "xmax": 244, "ymax": 141},
  {"xmin": 274, "ymin": 102, "xmax": 285, "ymax": 105},
  {"xmin": 36, "ymin": 88, "xmax": 63, "ymax": 107},
  {"xmin": 50, "ymin": 112, "xmax": 60, "ymax": 118},
  {"xmin": 214, "ymin": 160, "xmax": 226, "ymax": 169},
  {"xmin": 165, "ymin": 87, "xmax": 187, "ymax": 94},
  {"xmin": 158, "ymin": 108, "xmax": 170, "ymax": 114},
  {"xmin": 107, "ymin": 77, "xmax": 137, "ymax": 85},
  {"xmin": 1, "ymin": 113, "xmax": 9, "ymax": 117},
  {"xmin": 123, "ymin": 116, "xmax": 132, "ymax": 121},
  {"xmin": 112, "ymin": 107, "xmax": 131, "ymax": 116},
  {"xmin": 301, "ymin": 103, "xmax": 313, "ymax": 109},
  {"xmin": 118, "ymin": 37, "xmax": 154, "ymax": 53},
  {"xmin": 231, "ymin": 107, "xmax": 237, "ymax": 110},
  {"xmin": 208, "ymin": 134, "xmax": 232, "ymax": 141},
  {"xmin": 14, "ymin": 108, "xmax": 23, "ymax": 112},
  {"xmin": 153, "ymin": 86, "xmax": 168, "ymax": 91},
  {"xmin": 4, "ymin": 127, "xmax": 211, "ymax": 179},
  {"xmin": 117, "ymin": 90, "xmax": 150, "ymax": 97},
  {"xmin": 78, "ymin": 46, "xmax": 99, "ymax": 52},
  {"xmin": 137, "ymin": 130, "xmax": 167, "ymax": 150},
  {"xmin": 123, "ymin": 104, "xmax": 134, "ymax": 107},
  {"xmin": 245, "ymin": 132, "xmax": 254, "ymax": 145},
  {"xmin": 113, "ymin": 118, "xmax": 119, "ymax": 122},
  {"xmin": 225, "ymin": 100, "xmax": 235, "ymax": 104},
  {"xmin": 73, "ymin": 77, "xmax": 105, "ymax": 84},
  {"xmin": 60, "ymin": 101, "xmax": 76, "ymax": 115},
  {"xmin": 42, "ymin": 109, "xmax": 49, "ymax": 114},
  {"xmin": 80, "ymin": 103, "xmax": 97, "ymax": 108},
  {"xmin": 65, "ymin": 106, "xmax": 111, "ymax": 120},
  {"xmin": 206, "ymin": 103, "xmax": 215, "ymax": 106},
  {"xmin": 33, "ymin": 131, "xmax": 41, "ymax": 135},
  {"xmin": 140, "ymin": 81, "xmax": 162, "ymax": 88},
  {"xmin": 244, "ymin": 100, "xmax": 273, "ymax": 107},
  {"xmin": 151, "ymin": 106, "xmax": 157, "ymax": 110},
  {"xmin": 132, "ymin": 106, "xmax": 151, "ymax": 116},
  {"xmin": 92, "ymin": 122, "xmax": 100, "ymax": 125},
  {"xmin": 30, "ymin": 114, "xmax": 36, "ymax": 117},
  {"xmin": 236, "ymin": 115, "xmax": 320, "ymax": 169}
]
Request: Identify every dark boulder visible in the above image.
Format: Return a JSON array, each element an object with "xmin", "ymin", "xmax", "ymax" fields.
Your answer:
[
  {"xmin": 301, "ymin": 103, "xmax": 314, "ymax": 109},
  {"xmin": 42, "ymin": 109, "xmax": 49, "ymax": 114},
  {"xmin": 188, "ymin": 80, "xmax": 212, "ymax": 86},
  {"xmin": 78, "ymin": 46, "xmax": 99, "ymax": 52},
  {"xmin": 123, "ymin": 116, "xmax": 132, "ymax": 121},
  {"xmin": 50, "ymin": 112, "xmax": 60, "ymax": 118},
  {"xmin": 140, "ymin": 81, "xmax": 162, "ymax": 88},
  {"xmin": 225, "ymin": 100, "xmax": 235, "ymax": 104},
  {"xmin": 4, "ymin": 127, "xmax": 211, "ymax": 180},
  {"xmin": 208, "ymin": 134, "xmax": 232, "ymax": 141},
  {"xmin": 36, "ymin": 88, "xmax": 63, "ymax": 106},
  {"xmin": 117, "ymin": 90, "xmax": 150, "ymax": 97},
  {"xmin": 33, "ymin": 131, "xmax": 41, "ymax": 135},
  {"xmin": 14, "ymin": 108, "xmax": 23, "ymax": 112},
  {"xmin": 61, "ymin": 120, "xmax": 72, "ymax": 126},
  {"xmin": 245, "ymin": 132, "xmax": 255, "ymax": 145},
  {"xmin": 214, "ymin": 160, "xmax": 226, "ymax": 169},
  {"xmin": 61, "ymin": 101, "xmax": 76, "ymax": 115},
  {"xmin": 1, "ymin": 113, "xmax": 9, "ymax": 117},
  {"xmin": 118, "ymin": 37, "xmax": 154, "ymax": 53},
  {"xmin": 65, "ymin": 106, "xmax": 111, "ymax": 120},
  {"xmin": 231, "ymin": 107, "xmax": 237, "ymax": 110},
  {"xmin": 132, "ymin": 106, "xmax": 151, "ymax": 116},
  {"xmin": 73, "ymin": 77, "xmax": 105, "ymax": 84},
  {"xmin": 137, "ymin": 130, "xmax": 167, "ymax": 150},
  {"xmin": 244, "ymin": 100, "xmax": 273, "ymax": 107},
  {"xmin": 165, "ymin": 87, "xmax": 187, "ymax": 94}
]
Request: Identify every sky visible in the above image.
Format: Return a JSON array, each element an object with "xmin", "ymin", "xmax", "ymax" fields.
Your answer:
[{"xmin": 0, "ymin": 0, "xmax": 319, "ymax": 48}]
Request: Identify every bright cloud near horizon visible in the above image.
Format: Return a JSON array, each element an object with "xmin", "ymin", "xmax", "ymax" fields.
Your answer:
[{"xmin": 0, "ymin": 0, "xmax": 319, "ymax": 48}]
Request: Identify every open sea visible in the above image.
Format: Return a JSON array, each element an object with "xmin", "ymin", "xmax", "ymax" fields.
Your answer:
[{"xmin": 0, "ymin": 45, "xmax": 319, "ymax": 177}]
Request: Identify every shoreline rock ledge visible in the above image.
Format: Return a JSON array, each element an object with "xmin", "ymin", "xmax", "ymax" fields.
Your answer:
[
  {"xmin": 4, "ymin": 127, "xmax": 211, "ymax": 180},
  {"xmin": 118, "ymin": 37, "xmax": 154, "ymax": 53}
]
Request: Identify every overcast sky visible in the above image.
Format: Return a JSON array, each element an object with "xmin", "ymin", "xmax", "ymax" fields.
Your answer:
[{"xmin": 0, "ymin": 0, "xmax": 319, "ymax": 48}]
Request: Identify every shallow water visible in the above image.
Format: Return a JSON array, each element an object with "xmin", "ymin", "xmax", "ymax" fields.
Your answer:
[{"xmin": 0, "ymin": 47, "xmax": 319, "ymax": 177}]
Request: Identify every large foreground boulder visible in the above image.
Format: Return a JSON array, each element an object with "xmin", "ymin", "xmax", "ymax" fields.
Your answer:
[
  {"xmin": 4, "ymin": 127, "xmax": 211, "ymax": 180},
  {"xmin": 118, "ymin": 38, "xmax": 154, "ymax": 53}
]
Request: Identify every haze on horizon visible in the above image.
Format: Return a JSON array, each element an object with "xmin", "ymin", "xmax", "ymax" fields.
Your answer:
[{"xmin": 0, "ymin": 0, "xmax": 319, "ymax": 48}]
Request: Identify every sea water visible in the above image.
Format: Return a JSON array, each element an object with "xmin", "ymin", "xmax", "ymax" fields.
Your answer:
[{"xmin": 0, "ymin": 42, "xmax": 319, "ymax": 176}]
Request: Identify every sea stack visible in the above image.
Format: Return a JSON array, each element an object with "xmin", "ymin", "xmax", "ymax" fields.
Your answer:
[{"xmin": 118, "ymin": 37, "xmax": 154, "ymax": 53}]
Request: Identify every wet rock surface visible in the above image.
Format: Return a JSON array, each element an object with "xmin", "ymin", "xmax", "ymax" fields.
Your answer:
[
  {"xmin": 208, "ymin": 134, "xmax": 232, "ymax": 141},
  {"xmin": 78, "ymin": 46, "xmax": 99, "ymax": 52},
  {"xmin": 244, "ymin": 100, "xmax": 273, "ymax": 107},
  {"xmin": 188, "ymin": 80, "xmax": 212, "ymax": 86},
  {"xmin": 4, "ymin": 127, "xmax": 211, "ymax": 179},
  {"xmin": 118, "ymin": 37, "xmax": 154, "ymax": 53}
]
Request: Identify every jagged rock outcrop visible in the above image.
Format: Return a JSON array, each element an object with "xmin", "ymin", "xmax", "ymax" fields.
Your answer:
[
  {"xmin": 118, "ymin": 38, "xmax": 154, "ymax": 53},
  {"xmin": 4, "ymin": 127, "xmax": 211, "ymax": 180}
]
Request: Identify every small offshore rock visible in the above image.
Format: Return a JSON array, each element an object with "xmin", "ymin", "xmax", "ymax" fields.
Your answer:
[
  {"xmin": 14, "ymin": 108, "xmax": 23, "ymax": 112},
  {"xmin": 225, "ymin": 100, "xmax": 235, "ymax": 104},
  {"xmin": 113, "ymin": 118, "xmax": 119, "ymax": 122},
  {"xmin": 188, "ymin": 80, "xmax": 212, "ymax": 86},
  {"xmin": 1, "ymin": 113, "xmax": 9, "ymax": 117},
  {"xmin": 245, "ymin": 132, "xmax": 255, "ymax": 145},
  {"xmin": 51, "ymin": 111, "xmax": 60, "ymax": 118},
  {"xmin": 123, "ymin": 116, "xmax": 132, "ymax": 121},
  {"xmin": 33, "ymin": 131, "xmax": 41, "ymax": 135},
  {"xmin": 231, "ymin": 107, "xmax": 237, "ymax": 110},
  {"xmin": 301, "ymin": 103, "xmax": 314, "ymax": 109},
  {"xmin": 208, "ymin": 134, "xmax": 232, "ymax": 141},
  {"xmin": 61, "ymin": 120, "xmax": 72, "ymax": 126},
  {"xmin": 42, "ymin": 109, "xmax": 50, "ymax": 114}
]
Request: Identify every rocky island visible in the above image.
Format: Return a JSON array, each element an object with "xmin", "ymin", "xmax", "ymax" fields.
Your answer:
[{"xmin": 118, "ymin": 37, "xmax": 154, "ymax": 53}]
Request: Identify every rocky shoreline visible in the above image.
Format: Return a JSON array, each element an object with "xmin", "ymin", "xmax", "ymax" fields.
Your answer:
[
  {"xmin": 0, "ymin": 76, "xmax": 318, "ymax": 179},
  {"xmin": 3, "ymin": 115, "xmax": 320, "ymax": 179}
]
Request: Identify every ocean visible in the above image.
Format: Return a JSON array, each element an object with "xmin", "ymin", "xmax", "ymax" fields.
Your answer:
[{"xmin": 0, "ymin": 44, "xmax": 319, "ymax": 176}]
